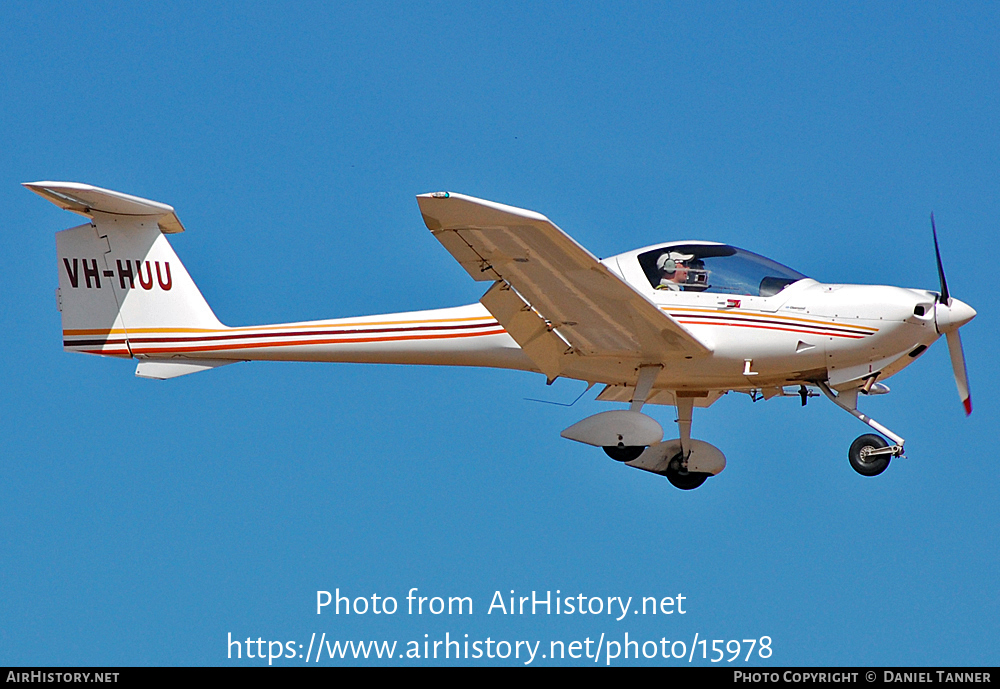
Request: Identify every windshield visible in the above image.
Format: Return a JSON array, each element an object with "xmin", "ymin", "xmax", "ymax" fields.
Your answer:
[{"xmin": 639, "ymin": 244, "xmax": 808, "ymax": 297}]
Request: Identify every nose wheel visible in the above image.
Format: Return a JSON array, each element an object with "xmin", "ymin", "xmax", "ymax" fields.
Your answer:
[
  {"xmin": 848, "ymin": 434, "xmax": 892, "ymax": 476},
  {"xmin": 818, "ymin": 382, "xmax": 905, "ymax": 478}
]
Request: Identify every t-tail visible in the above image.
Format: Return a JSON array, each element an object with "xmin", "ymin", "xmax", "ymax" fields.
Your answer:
[{"xmin": 27, "ymin": 182, "xmax": 527, "ymax": 379}]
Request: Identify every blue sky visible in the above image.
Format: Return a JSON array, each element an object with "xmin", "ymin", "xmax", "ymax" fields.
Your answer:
[{"xmin": 2, "ymin": 1, "xmax": 997, "ymax": 666}]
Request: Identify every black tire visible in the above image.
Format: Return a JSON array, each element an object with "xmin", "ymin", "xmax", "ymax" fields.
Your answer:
[
  {"xmin": 665, "ymin": 468, "xmax": 709, "ymax": 490},
  {"xmin": 603, "ymin": 445, "xmax": 646, "ymax": 462},
  {"xmin": 848, "ymin": 434, "xmax": 891, "ymax": 476}
]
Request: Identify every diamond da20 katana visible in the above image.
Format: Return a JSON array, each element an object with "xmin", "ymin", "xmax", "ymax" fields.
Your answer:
[{"xmin": 27, "ymin": 182, "xmax": 975, "ymax": 489}]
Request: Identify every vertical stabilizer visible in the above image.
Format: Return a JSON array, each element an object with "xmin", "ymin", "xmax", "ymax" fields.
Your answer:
[{"xmin": 28, "ymin": 182, "xmax": 225, "ymax": 358}]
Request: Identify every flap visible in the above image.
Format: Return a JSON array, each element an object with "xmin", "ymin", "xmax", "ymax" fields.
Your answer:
[{"xmin": 596, "ymin": 386, "xmax": 726, "ymax": 408}]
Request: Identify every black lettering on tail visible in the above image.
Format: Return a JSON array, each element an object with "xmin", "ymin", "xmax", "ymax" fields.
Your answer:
[
  {"xmin": 63, "ymin": 258, "xmax": 80, "ymax": 288},
  {"xmin": 83, "ymin": 258, "xmax": 101, "ymax": 288},
  {"xmin": 116, "ymin": 259, "xmax": 135, "ymax": 289}
]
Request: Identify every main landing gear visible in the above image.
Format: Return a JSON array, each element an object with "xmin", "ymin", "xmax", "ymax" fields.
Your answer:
[
  {"xmin": 600, "ymin": 433, "xmax": 719, "ymax": 490},
  {"xmin": 619, "ymin": 386, "xmax": 722, "ymax": 490},
  {"xmin": 817, "ymin": 381, "xmax": 905, "ymax": 477},
  {"xmin": 660, "ymin": 395, "xmax": 711, "ymax": 489},
  {"xmin": 561, "ymin": 365, "xmax": 725, "ymax": 490},
  {"xmin": 603, "ymin": 445, "xmax": 645, "ymax": 462},
  {"xmin": 664, "ymin": 453, "xmax": 710, "ymax": 490}
]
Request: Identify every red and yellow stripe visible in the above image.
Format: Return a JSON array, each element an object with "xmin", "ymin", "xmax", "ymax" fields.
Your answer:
[
  {"xmin": 665, "ymin": 307, "xmax": 878, "ymax": 340},
  {"xmin": 64, "ymin": 317, "xmax": 507, "ymax": 356}
]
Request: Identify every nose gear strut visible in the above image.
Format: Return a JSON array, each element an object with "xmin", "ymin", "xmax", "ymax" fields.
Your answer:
[{"xmin": 816, "ymin": 380, "xmax": 905, "ymax": 476}]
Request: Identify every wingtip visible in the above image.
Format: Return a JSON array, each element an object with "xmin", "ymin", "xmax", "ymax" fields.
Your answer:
[{"xmin": 963, "ymin": 397, "xmax": 972, "ymax": 416}]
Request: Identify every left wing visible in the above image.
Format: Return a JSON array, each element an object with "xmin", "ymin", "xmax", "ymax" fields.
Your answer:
[{"xmin": 417, "ymin": 192, "xmax": 711, "ymax": 379}]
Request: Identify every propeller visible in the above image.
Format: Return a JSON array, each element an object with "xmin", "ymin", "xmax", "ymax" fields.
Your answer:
[
  {"xmin": 931, "ymin": 214, "xmax": 950, "ymax": 304},
  {"xmin": 931, "ymin": 214, "xmax": 975, "ymax": 415}
]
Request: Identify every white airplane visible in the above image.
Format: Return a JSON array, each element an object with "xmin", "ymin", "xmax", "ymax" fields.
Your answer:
[{"xmin": 26, "ymin": 181, "xmax": 975, "ymax": 489}]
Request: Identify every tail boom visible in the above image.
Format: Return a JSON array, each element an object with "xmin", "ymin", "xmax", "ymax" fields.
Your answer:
[{"xmin": 66, "ymin": 304, "xmax": 532, "ymax": 370}]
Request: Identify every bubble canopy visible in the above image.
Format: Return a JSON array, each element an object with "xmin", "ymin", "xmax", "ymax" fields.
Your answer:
[{"xmin": 637, "ymin": 243, "xmax": 809, "ymax": 297}]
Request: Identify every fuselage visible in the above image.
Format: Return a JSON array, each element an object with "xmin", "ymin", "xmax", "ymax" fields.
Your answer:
[{"xmin": 66, "ymin": 240, "xmax": 951, "ymax": 394}]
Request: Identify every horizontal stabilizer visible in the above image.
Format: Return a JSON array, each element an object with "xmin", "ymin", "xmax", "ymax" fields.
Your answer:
[
  {"xmin": 135, "ymin": 359, "xmax": 241, "ymax": 380},
  {"xmin": 24, "ymin": 181, "xmax": 185, "ymax": 234}
]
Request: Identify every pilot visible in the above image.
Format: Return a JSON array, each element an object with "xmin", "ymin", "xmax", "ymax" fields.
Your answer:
[{"xmin": 656, "ymin": 251, "xmax": 695, "ymax": 290}]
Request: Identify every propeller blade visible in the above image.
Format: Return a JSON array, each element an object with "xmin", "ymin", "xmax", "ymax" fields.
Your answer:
[
  {"xmin": 931, "ymin": 213, "xmax": 951, "ymax": 304},
  {"xmin": 946, "ymin": 330, "xmax": 972, "ymax": 415}
]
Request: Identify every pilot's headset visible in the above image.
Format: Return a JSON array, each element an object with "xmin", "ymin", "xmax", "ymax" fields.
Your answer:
[{"xmin": 656, "ymin": 251, "xmax": 695, "ymax": 275}]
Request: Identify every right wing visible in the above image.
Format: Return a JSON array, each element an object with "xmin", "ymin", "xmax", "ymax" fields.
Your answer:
[{"xmin": 417, "ymin": 192, "xmax": 711, "ymax": 379}]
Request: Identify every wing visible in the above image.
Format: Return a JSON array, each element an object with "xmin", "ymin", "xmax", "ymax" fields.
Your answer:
[{"xmin": 417, "ymin": 192, "xmax": 711, "ymax": 379}]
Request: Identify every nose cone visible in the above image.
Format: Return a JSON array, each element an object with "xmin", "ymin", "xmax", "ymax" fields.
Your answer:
[{"xmin": 935, "ymin": 298, "xmax": 977, "ymax": 334}]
